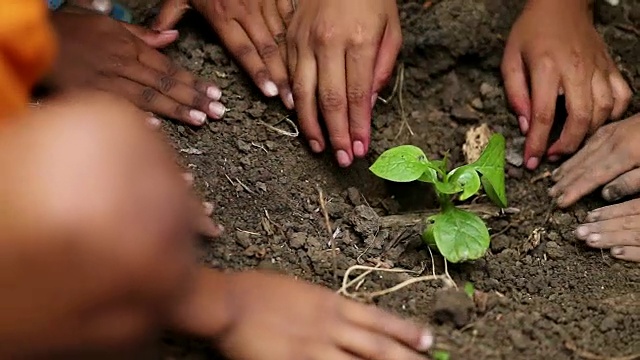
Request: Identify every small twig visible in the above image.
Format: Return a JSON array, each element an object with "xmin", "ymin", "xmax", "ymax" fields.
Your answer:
[
  {"xmin": 236, "ymin": 229, "xmax": 261, "ymax": 236},
  {"xmin": 251, "ymin": 142, "xmax": 268, "ymax": 153},
  {"xmin": 258, "ymin": 117, "xmax": 299, "ymax": 137},
  {"xmin": 379, "ymin": 65, "xmax": 402, "ymax": 104},
  {"xmin": 530, "ymin": 170, "xmax": 552, "ymax": 184},
  {"xmin": 490, "ymin": 224, "xmax": 511, "ymax": 239},
  {"xmin": 380, "ymin": 203, "xmax": 509, "ymax": 228},
  {"xmin": 235, "ymin": 177, "xmax": 256, "ymax": 195},
  {"xmin": 318, "ymin": 186, "xmax": 337, "ymax": 283}
]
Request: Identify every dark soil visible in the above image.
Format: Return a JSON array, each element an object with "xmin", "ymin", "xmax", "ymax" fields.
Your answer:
[{"xmin": 126, "ymin": 1, "xmax": 640, "ymax": 359}]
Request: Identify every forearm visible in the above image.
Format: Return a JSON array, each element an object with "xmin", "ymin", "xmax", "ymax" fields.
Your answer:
[
  {"xmin": 524, "ymin": 0, "xmax": 593, "ymax": 16},
  {"xmin": 167, "ymin": 267, "xmax": 235, "ymax": 339}
]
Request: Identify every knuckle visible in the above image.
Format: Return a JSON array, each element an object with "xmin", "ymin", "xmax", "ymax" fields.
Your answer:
[
  {"xmin": 532, "ymin": 109, "xmax": 554, "ymax": 125},
  {"xmin": 319, "ymin": 88, "xmax": 346, "ymax": 112},
  {"xmin": 140, "ymin": 87, "xmax": 159, "ymax": 104},
  {"xmin": 157, "ymin": 75, "xmax": 177, "ymax": 93},
  {"xmin": 258, "ymin": 43, "xmax": 279, "ymax": 59},
  {"xmin": 173, "ymin": 104, "xmax": 191, "ymax": 119},
  {"xmin": 347, "ymin": 85, "xmax": 368, "ymax": 105},
  {"xmin": 534, "ymin": 54, "xmax": 556, "ymax": 72},
  {"xmin": 253, "ymin": 68, "xmax": 270, "ymax": 83},
  {"xmin": 231, "ymin": 44, "xmax": 255, "ymax": 60},
  {"xmin": 164, "ymin": 60, "xmax": 180, "ymax": 76},
  {"xmin": 313, "ymin": 25, "xmax": 336, "ymax": 46},
  {"xmin": 191, "ymin": 93, "xmax": 210, "ymax": 110}
]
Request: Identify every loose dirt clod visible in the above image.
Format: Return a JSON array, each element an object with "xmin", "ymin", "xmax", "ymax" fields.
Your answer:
[
  {"xmin": 433, "ymin": 288, "xmax": 475, "ymax": 328},
  {"xmin": 462, "ymin": 123, "xmax": 492, "ymax": 164}
]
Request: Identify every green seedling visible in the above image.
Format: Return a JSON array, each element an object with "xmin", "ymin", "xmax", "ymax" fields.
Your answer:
[
  {"xmin": 370, "ymin": 134, "xmax": 507, "ymax": 263},
  {"xmin": 464, "ymin": 282, "xmax": 475, "ymax": 298},
  {"xmin": 433, "ymin": 349, "xmax": 451, "ymax": 360}
]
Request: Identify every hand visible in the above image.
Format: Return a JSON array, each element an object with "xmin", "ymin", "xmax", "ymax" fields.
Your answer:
[
  {"xmin": 214, "ymin": 271, "xmax": 433, "ymax": 360},
  {"xmin": 154, "ymin": 0, "xmax": 294, "ymax": 109},
  {"xmin": 287, "ymin": 0, "xmax": 402, "ymax": 167},
  {"xmin": 47, "ymin": 11, "xmax": 226, "ymax": 126},
  {"xmin": 549, "ymin": 114, "xmax": 640, "ymax": 208},
  {"xmin": 501, "ymin": 0, "xmax": 632, "ymax": 170},
  {"xmin": 0, "ymin": 92, "xmax": 223, "ymax": 356}
]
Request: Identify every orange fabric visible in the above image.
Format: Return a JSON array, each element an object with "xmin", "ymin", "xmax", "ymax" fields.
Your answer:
[{"xmin": 0, "ymin": 1, "xmax": 56, "ymax": 120}]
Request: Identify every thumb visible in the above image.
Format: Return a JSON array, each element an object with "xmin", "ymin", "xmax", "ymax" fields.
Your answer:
[
  {"xmin": 123, "ymin": 23, "xmax": 179, "ymax": 48},
  {"xmin": 501, "ymin": 44, "xmax": 532, "ymax": 134},
  {"xmin": 153, "ymin": 0, "xmax": 191, "ymax": 31}
]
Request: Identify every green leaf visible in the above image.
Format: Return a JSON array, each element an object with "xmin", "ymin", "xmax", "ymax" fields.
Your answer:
[
  {"xmin": 449, "ymin": 166, "xmax": 481, "ymax": 201},
  {"xmin": 464, "ymin": 282, "xmax": 475, "ymax": 298},
  {"xmin": 418, "ymin": 168, "xmax": 438, "ymax": 184},
  {"xmin": 370, "ymin": 145, "xmax": 429, "ymax": 182},
  {"xmin": 428, "ymin": 206, "xmax": 490, "ymax": 263},
  {"xmin": 469, "ymin": 133, "xmax": 507, "ymax": 207},
  {"xmin": 433, "ymin": 350, "xmax": 451, "ymax": 360},
  {"xmin": 434, "ymin": 180, "xmax": 463, "ymax": 195}
]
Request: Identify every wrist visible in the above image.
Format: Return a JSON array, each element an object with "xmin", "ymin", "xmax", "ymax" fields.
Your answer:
[
  {"xmin": 167, "ymin": 268, "xmax": 236, "ymax": 339},
  {"xmin": 525, "ymin": 0, "xmax": 593, "ymax": 16}
]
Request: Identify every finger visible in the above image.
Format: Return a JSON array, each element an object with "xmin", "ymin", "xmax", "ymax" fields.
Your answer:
[
  {"xmin": 116, "ymin": 60, "xmax": 225, "ymax": 121},
  {"xmin": 585, "ymin": 198, "xmax": 640, "ymax": 223},
  {"xmin": 340, "ymin": 300, "xmax": 433, "ymax": 352},
  {"xmin": 609, "ymin": 68, "xmax": 633, "ymax": 120},
  {"xmin": 216, "ymin": 20, "xmax": 277, "ymax": 98},
  {"xmin": 553, "ymin": 149, "xmax": 633, "ymax": 208},
  {"xmin": 292, "ymin": 49, "xmax": 322, "ymax": 153},
  {"xmin": 588, "ymin": 70, "xmax": 614, "ymax": 134},
  {"xmin": 286, "ymin": 33, "xmax": 298, "ymax": 79},
  {"xmin": 546, "ymin": 72, "xmax": 593, "ymax": 157},
  {"xmin": 577, "ymin": 214, "xmax": 640, "ymax": 235},
  {"xmin": 501, "ymin": 44, "xmax": 531, "ymax": 134},
  {"xmin": 346, "ymin": 36, "xmax": 379, "ymax": 158},
  {"xmin": 262, "ymin": 0, "xmax": 289, "ymax": 69},
  {"xmin": 317, "ymin": 47, "xmax": 353, "ymax": 167},
  {"xmin": 153, "ymin": 0, "xmax": 190, "ymax": 31},
  {"xmin": 101, "ymin": 77, "xmax": 207, "ymax": 125},
  {"xmin": 550, "ymin": 123, "xmax": 612, "ymax": 184},
  {"xmin": 277, "ymin": 0, "xmax": 295, "ymax": 25},
  {"xmin": 610, "ymin": 246, "xmax": 640, "ymax": 262},
  {"xmin": 123, "ymin": 23, "xmax": 179, "ymax": 49},
  {"xmin": 190, "ymin": 198, "xmax": 223, "ymax": 237},
  {"xmin": 147, "ymin": 113, "xmax": 162, "ymax": 128},
  {"xmin": 601, "ymin": 168, "xmax": 640, "ymax": 202},
  {"xmin": 237, "ymin": 14, "xmax": 293, "ymax": 108},
  {"xmin": 525, "ymin": 62, "xmax": 560, "ymax": 170},
  {"xmin": 333, "ymin": 324, "xmax": 427, "ymax": 360},
  {"xmin": 371, "ymin": 15, "xmax": 402, "ymax": 98},
  {"xmin": 202, "ymin": 201, "xmax": 214, "ymax": 216},
  {"xmin": 137, "ymin": 49, "xmax": 223, "ymax": 102}
]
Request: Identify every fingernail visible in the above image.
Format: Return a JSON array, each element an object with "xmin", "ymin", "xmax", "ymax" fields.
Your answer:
[
  {"xmin": 209, "ymin": 102, "xmax": 226, "ymax": 119},
  {"xmin": 612, "ymin": 247, "xmax": 624, "ymax": 256},
  {"xmin": 207, "ymin": 86, "xmax": 222, "ymax": 101},
  {"xmin": 586, "ymin": 233, "xmax": 601, "ymax": 245},
  {"xmin": 91, "ymin": 0, "xmax": 112, "ymax": 13},
  {"xmin": 371, "ymin": 92, "xmax": 378, "ymax": 109},
  {"xmin": 602, "ymin": 186, "xmax": 622, "ymax": 202},
  {"xmin": 526, "ymin": 157, "xmax": 540, "ymax": 170},
  {"xmin": 336, "ymin": 150, "xmax": 351, "ymax": 167},
  {"xmin": 189, "ymin": 109, "xmax": 207, "ymax": 125},
  {"xmin": 548, "ymin": 155, "xmax": 560, "ymax": 162},
  {"xmin": 182, "ymin": 172, "xmax": 194, "ymax": 185},
  {"xmin": 147, "ymin": 116, "xmax": 162, "ymax": 128},
  {"xmin": 262, "ymin": 81, "xmax": 279, "ymax": 97},
  {"xmin": 353, "ymin": 140, "xmax": 366, "ymax": 157},
  {"xmin": 309, "ymin": 140, "xmax": 322, "ymax": 153},
  {"xmin": 586, "ymin": 211, "xmax": 599, "ymax": 222},
  {"xmin": 285, "ymin": 91, "xmax": 295, "ymax": 109},
  {"xmin": 575, "ymin": 225, "xmax": 590, "ymax": 239},
  {"xmin": 547, "ymin": 187, "xmax": 558, "ymax": 197},
  {"xmin": 203, "ymin": 202, "xmax": 214, "ymax": 215},
  {"xmin": 216, "ymin": 224, "xmax": 225, "ymax": 234},
  {"xmin": 555, "ymin": 195, "xmax": 564, "ymax": 207},
  {"xmin": 551, "ymin": 168, "xmax": 561, "ymax": 180},
  {"xmin": 160, "ymin": 30, "xmax": 179, "ymax": 37},
  {"xmin": 518, "ymin": 116, "xmax": 529, "ymax": 134},
  {"xmin": 418, "ymin": 330, "xmax": 434, "ymax": 351}
]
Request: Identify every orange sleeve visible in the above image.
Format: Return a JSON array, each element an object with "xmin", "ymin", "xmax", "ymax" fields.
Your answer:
[{"xmin": 0, "ymin": 1, "xmax": 56, "ymax": 120}]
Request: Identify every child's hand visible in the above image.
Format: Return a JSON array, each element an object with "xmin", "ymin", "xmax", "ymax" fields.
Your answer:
[
  {"xmin": 48, "ymin": 11, "xmax": 225, "ymax": 126},
  {"xmin": 217, "ymin": 271, "xmax": 433, "ymax": 360},
  {"xmin": 501, "ymin": 0, "xmax": 631, "ymax": 170}
]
